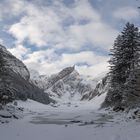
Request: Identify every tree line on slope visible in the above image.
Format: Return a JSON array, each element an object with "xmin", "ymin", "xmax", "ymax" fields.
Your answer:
[{"xmin": 102, "ymin": 23, "xmax": 140, "ymax": 110}]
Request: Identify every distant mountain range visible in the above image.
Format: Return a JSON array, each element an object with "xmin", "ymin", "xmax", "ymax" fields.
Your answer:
[
  {"xmin": 30, "ymin": 66, "xmax": 107, "ymax": 103},
  {"xmin": 0, "ymin": 44, "xmax": 109, "ymax": 105}
]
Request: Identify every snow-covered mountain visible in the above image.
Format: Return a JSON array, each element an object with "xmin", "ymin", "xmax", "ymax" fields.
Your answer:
[
  {"xmin": 82, "ymin": 75, "xmax": 110, "ymax": 101},
  {"xmin": 0, "ymin": 43, "xmax": 108, "ymax": 105},
  {"xmin": 30, "ymin": 66, "xmax": 106, "ymax": 103},
  {"xmin": 0, "ymin": 44, "xmax": 52, "ymax": 104}
]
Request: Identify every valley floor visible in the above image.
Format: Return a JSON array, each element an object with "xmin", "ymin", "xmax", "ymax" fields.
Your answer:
[{"xmin": 0, "ymin": 99, "xmax": 140, "ymax": 140}]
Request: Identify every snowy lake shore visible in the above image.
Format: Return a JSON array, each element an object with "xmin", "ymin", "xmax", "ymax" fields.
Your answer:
[{"xmin": 0, "ymin": 99, "xmax": 140, "ymax": 140}]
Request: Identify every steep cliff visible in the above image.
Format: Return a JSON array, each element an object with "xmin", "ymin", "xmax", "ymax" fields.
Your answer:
[{"xmin": 0, "ymin": 45, "xmax": 51, "ymax": 104}]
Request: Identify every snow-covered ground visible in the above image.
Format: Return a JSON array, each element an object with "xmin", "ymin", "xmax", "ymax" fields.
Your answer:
[{"xmin": 0, "ymin": 97, "xmax": 140, "ymax": 140}]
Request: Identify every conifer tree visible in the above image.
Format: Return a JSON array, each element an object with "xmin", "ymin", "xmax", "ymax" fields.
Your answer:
[
  {"xmin": 104, "ymin": 23, "xmax": 140, "ymax": 108},
  {"xmin": 122, "ymin": 31, "xmax": 140, "ymax": 108}
]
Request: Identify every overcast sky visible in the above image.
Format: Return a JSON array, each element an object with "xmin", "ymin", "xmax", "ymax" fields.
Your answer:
[{"xmin": 0, "ymin": 0, "xmax": 139, "ymax": 77}]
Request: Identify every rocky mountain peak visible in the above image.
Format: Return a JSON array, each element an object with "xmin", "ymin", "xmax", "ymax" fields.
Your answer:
[
  {"xmin": 45, "ymin": 66, "xmax": 76, "ymax": 89},
  {"xmin": 30, "ymin": 65, "xmax": 106, "ymax": 102},
  {"xmin": 57, "ymin": 65, "xmax": 75, "ymax": 78}
]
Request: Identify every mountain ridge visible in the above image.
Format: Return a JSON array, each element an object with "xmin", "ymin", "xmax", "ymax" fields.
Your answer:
[{"xmin": 30, "ymin": 66, "xmax": 107, "ymax": 102}]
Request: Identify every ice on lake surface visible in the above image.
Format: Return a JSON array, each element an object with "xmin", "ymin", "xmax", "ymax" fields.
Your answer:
[{"xmin": 30, "ymin": 110, "xmax": 114, "ymax": 127}]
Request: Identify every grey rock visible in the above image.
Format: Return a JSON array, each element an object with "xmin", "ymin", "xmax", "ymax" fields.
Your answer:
[{"xmin": 0, "ymin": 44, "xmax": 52, "ymax": 104}]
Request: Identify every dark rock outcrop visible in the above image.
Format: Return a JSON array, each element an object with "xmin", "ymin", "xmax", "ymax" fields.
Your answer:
[{"xmin": 0, "ymin": 45, "xmax": 52, "ymax": 104}]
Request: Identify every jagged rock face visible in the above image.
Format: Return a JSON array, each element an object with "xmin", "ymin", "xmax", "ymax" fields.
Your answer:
[
  {"xmin": 30, "ymin": 66, "xmax": 104, "ymax": 102},
  {"xmin": 82, "ymin": 76, "xmax": 109, "ymax": 100},
  {"xmin": 47, "ymin": 69, "xmax": 93, "ymax": 101},
  {"xmin": 0, "ymin": 45, "xmax": 51, "ymax": 104},
  {"xmin": 46, "ymin": 66, "xmax": 75, "ymax": 89}
]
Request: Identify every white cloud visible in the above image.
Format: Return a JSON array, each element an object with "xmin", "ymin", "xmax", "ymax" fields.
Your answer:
[
  {"xmin": 8, "ymin": 0, "xmax": 118, "ymax": 50},
  {"xmin": 24, "ymin": 49, "xmax": 56, "ymax": 63},
  {"xmin": 76, "ymin": 61, "xmax": 109, "ymax": 77},
  {"xmin": 20, "ymin": 49, "xmax": 109, "ymax": 77},
  {"xmin": 0, "ymin": 0, "xmax": 25, "ymax": 20},
  {"xmin": 113, "ymin": 7, "xmax": 139, "ymax": 21},
  {"xmin": 8, "ymin": 44, "xmax": 31, "ymax": 60},
  {"xmin": 72, "ymin": 0, "xmax": 101, "ymax": 22},
  {"xmin": 59, "ymin": 51, "xmax": 108, "ymax": 66},
  {"xmin": 8, "ymin": 45, "xmax": 109, "ymax": 77},
  {"xmin": 68, "ymin": 22, "xmax": 118, "ymax": 50},
  {"xmin": 3, "ymin": 0, "xmax": 115, "ymax": 77}
]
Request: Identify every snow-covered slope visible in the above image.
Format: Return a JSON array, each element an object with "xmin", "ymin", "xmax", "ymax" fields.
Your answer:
[{"xmin": 30, "ymin": 66, "xmax": 106, "ymax": 103}]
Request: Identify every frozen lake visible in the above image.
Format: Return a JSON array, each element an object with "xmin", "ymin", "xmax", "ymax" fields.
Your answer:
[{"xmin": 0, "ymin": 100, "xmax": 140, "ymax": 140}]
